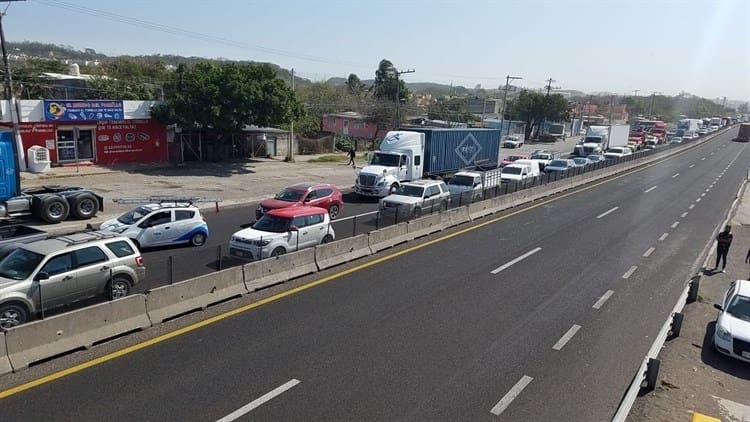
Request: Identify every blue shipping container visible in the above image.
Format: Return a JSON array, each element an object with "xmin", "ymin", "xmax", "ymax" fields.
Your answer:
[
  {"xmin": 408, "ymin": 128, "xmax": 501, "ymax": 175},
  {"xmin": 0, "ymin": 132, "xmax": 17, "ymax": 201}
]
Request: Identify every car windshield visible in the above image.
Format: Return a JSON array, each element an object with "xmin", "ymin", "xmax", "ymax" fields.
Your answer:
[
  {"xmin": 370, "ymin": 153, "xmax": 400, "ymax": 166},
  {"xmin": 395, "ymin": 185, "xmax": 425, "ymax": 197},
  {"xmin": 0, "ymin": 248, "xmax": 44, "ymax": 280},
  {"xmin": 573, "ymin": 158, "xmax": 588, "ymax": 164},
  {"xmin": 726, "ymin": 294, "xmax": 750, "ymax": 322},
  {"xmin": 502, "ymin": 166, "xmax": 522, "ymax": 175},
  {"xmin": 252, "ymin": 214, "xmax": 292, "ymax": 233},
  {"xmin": 449, "ymin": 175, "xmax": 475, "ymax": 187},
  {"xmin": 274, "ymin": 188, "xmax": 305, "ymax": 202},
  {"xmin": 549, "ymin": 160, "xmax": 569, "ymax": 167},
  {"xmin": 117, "ymin": 206, "xmax": 151, "ymax": 225},
  {"xmin": 584, "ymin": 137, "xmax": 602, "ymax": 143}
]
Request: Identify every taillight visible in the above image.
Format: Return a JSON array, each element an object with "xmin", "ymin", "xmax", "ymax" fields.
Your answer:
[{"xmin": 135, "ymin": 256, "xmax": 144, "ymax": 266}]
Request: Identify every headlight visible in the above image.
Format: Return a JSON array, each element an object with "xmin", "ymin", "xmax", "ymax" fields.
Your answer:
[
  {"xmin": 253, "ymin": 239, "xmax": 272, "ymax": 246},
  {"xmin": 113, "ymin": 226, "xmax": 128, "ymax": 233},
  {"xmin": 716, "ymin": 324, "xmax": 732, "ymax": 342}
]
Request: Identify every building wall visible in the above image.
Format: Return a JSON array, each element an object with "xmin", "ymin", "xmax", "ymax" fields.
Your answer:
[{"xmin": 322, "ymin": 115, "xmax": 379, "ymax": 138}]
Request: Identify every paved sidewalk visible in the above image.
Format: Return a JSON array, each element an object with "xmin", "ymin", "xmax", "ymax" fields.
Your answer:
[{"xmin": 628, "ymin": 180, "xmax": 750, "ymax": 421}]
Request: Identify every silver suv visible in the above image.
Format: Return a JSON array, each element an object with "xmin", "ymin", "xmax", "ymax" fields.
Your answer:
[
  {"xmin": 380, "ymin": 180, "xmax": 451, "ymax": 218},
  {"xmin": 0, "ymin": 231, "xmax": 146, "ymax": 329}
]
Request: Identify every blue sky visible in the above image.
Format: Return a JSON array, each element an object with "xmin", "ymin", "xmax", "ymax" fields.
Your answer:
[{"xmin": 4, "ymin": 0, "xmax": 749, "ymax": 101}]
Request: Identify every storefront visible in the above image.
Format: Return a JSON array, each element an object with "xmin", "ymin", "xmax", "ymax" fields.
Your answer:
[{"xmin": 3, "ymin": 100, "xmax": 168, "ymax": 166}]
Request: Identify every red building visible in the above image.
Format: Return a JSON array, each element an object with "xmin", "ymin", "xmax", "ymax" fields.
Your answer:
[
  {"xmin": 322, "ymin": 112, "xmax": 386, "ymax": 139},
  {"xmin": 2, "ymin": 99, "xmax": 168, "ymax": 167}
]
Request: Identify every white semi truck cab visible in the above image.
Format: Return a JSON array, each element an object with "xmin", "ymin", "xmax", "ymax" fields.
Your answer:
[{"xmin": 355, "ymin": 131, "xmax": 425, "ymax": 197}]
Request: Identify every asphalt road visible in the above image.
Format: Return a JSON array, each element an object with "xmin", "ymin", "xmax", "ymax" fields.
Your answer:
[{"xmin": 0, "ymin": 127, "xmax": 745, "ymax": 421}]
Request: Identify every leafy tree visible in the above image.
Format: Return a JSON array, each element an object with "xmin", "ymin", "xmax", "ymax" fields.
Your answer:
[
  {"xmin": 510, "ymin": 91, "xmax": 570, "ymax": 138},
  {"xmin": 427, "ymin": 97, "xmax": 478, "ymax": 123},
  {"xmin": 151, "ymin": 61, "xmax": 302, "ymax": 143},
  {"xmin": 346, "ymin": 73, "xmax": 369, "ymax": 97},
  {"xmin": 373, "ymin": 59, "xmax": 409, "ymax": 103},
  {"xmin": 10, "ymin": 58, "xmax": 68, "ymax": 99}
]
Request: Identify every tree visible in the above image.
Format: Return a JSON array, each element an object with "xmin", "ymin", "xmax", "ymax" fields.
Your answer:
[
  {"xmin": 10, "ymin": 58, "xmax": 68, "ymax": 99},
  {"xmin": 345, "ymin": 73, "xmax": 368, "ymax": 97},
  {"xmin": 510, "ymin": 91, "xmax": 570, "ymax": 139},
  {"xmin": 151, "ymin": 61, "xmax": 302, "ymax": 145},
  {"xmin": 373, "ymin": 59, "xmax": 409, "ymax": 103}
]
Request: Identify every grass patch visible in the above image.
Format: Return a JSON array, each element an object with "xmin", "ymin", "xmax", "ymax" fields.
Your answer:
[{"xmin": 308, "ymin": 154, "xmax": 348, "ymax": 162}]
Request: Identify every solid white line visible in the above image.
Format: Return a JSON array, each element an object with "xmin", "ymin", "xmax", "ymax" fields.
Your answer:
[
  {"xmin": 216, "ymin": 379, "xmax": 301, "ymax": 422},
  {"xmin": 681, "ymin": 212, "xmax": 688, "ymax": 218},
  {"xmin": 659, "ymin": 233, "xmax": 669, "ymax": 241},
  {"xmin": 597, "ymin": 206, "xmax": 619, "ymax": 219},
  {"xmin": 689, "ymin": 164, "xmax": 695, "ymax": 168},
  {"xmin": 490, "ymin": 375, "xmax": 533, "ymax": 415},
  {"xmin": 701, "ymin": 193, "xmax": 706, "ymax": 197},
  {"xmin": 553, "ymin": 324, "xmax": 582, "ymax": 351},
  {"xmin": 593, "ymin": 290, "xmax": 615, "ymax": 309},
  {"xmin": 672, "ymin": 173, "xmax": 680, "ymax": 178},
  {"xmin": 671, "ymin": 221, "xmax": 680, "ymax": 228},
  {"xmin": 491, "ymin": 247, "xmax": 542, "ymax": 274},
  {"xmin": 705, "ymin": 189, "xmax": 710, "ymax": 192},
  {"xmin": 689, "ymin": 204, "xmax": 695, "ymax": 209},
  {"xmin": 696, "ymin": 198, "xmax": 702, "ymax": 202},
  {"xmin": 622, "ymin": 266, "xmax": 638, "ymax": 279},
  {"xmin": 701, "ymin": 157, "xmax": 706, "ymax": 160},
  {"xmin": 644, "ymin": 186, "xmax": 657, "ymax": 193},
  {"xmin": 643, "ymin": 247, "xmax": 655, "ymax": 257}
]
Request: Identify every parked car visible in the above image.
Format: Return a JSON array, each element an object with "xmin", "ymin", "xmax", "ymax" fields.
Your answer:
[
  {"xmin": 603, "ymin": 147, "xmax": 633, "ymax": 160},
  {"xmin": 586, "ymin": 154, "xmax": 606, "ymax": 163},
  {"xmin": 571, "ymin": 157, "xmax": 592, "ymax": 167},
  {"xmin": 698, "ymin": 129, "xmax": 708, "ymax": 136},
  {"xmin": 256, "ymin": 182, "xmax": 344, "ymax": 221},
  {"xmin": 626, "ymin": 141, "xmax": 640, "ymax": 153},
  {"xmin": 502, "ymin": 135, "xmax": 524, "ymax": 148},
  {"xmin": 544, "ymin": 159, "xmax": 577, "ymax": 175},
  {"xmin": 100, "ymin": 203, "xmax": 209, "ymax": 250},
  {"xmin": 501, "ymin": 154, "xmax": 529, "ymax": 167},
  {"xmin": 529, "ymin": 150, "xmax": 561, "ymax": 172},
  {"xmin": 500, "ymin": 163, "xmax": 536, "ymax": 184},
  {"xmin": 713, "ymin": 279, "xmax": 750, "ymax": 363},
  {"xmin": 380, "ymin": 180, "xmax": 450, "ymax": 218},
  {"xmin": 0, "ymin": 231, "xmax": 145, "ymax": 328},
  {"xmin": 230, "ymin": 206, "xmax": 335, "ymax": 261}
]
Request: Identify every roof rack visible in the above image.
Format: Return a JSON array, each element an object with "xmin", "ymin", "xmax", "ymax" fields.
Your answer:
[
  {"xmin": 112, "ymin": 196, "xmax": 223, "ymax": 206},
  {"xmin": 55, "ymin": 231, "xmax": 121, "ymax": 246}
]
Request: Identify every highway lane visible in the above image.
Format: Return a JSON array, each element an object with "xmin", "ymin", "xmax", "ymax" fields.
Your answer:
[{"xmin": 0, "ymin": 128, "xmax": 744, "ymax": 421}]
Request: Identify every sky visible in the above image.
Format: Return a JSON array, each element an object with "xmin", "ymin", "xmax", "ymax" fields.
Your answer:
[{"xmin": 3, "ymin": 0, "xmax": 749, "ymax": 101}]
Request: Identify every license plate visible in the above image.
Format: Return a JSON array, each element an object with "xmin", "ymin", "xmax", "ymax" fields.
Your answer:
[
  {"xmin": 742, "ymin": 351, "xmax": 750, "ymax": 359},
  {"xmin": 231, "ymin": 249, "xmax": 250, "ymax": 258}
]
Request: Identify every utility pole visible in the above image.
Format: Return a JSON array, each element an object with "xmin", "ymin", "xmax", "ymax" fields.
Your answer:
[
  {"xmin": 287, "ymin": 68, "xmax": 295, "ymax": 162},
  {"xmin": 648, "ymin": 91, "xmax": 662, "ymax": 118},
  {"xmin": 545, "ymin": 78, "xmax": 557, "ymax": 96},
  {"xmin": 499, "ymin": 75, "xmax": 522, "ymax": 137},
  {"xmin": 608, "ymin": 95, "xmax": 615, "ymax": 124},
  {"xmin": 632, "ymin": 89, "xmax": 640, "ymax": 97},
  {"xmin": 0, "ymin": 3, "xmax": 26, "ymax": 178},
  {"xmin": 394, "ymin": 68, "xmax": 415, "ymax": 129}
]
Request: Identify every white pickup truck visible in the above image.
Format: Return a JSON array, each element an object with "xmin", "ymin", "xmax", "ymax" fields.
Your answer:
[
  {"xmin": 502, "ymin": 135, "xmax": 524, "ymax": 148},
  {"xmin": 447, "ymin": 165, "xmax": 503, "ymax": 202}
]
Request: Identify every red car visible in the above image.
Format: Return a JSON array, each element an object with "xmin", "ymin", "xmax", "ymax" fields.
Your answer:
[
  {"xmin": 501, "ymin": 154, "xmax": 529, "ymax": 167},
  {"xmin": 256, "ymin": 182, "xmax": 344, "ymax": 220}
]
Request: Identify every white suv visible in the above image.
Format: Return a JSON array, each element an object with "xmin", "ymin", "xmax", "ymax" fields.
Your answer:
[
  {"xmin": 713, "ymin": 279, "xmax": 750, "ymax": 363},
  {"xmin": 229, "ymin": 206, "xmax": 335, "ymax": 260},
  {"xmin": 380, "ymin": 180, "xmax": 451, "ymax": 218},
  {"xmin": 100, "ymin": 203, "xmax": 209, "ymax": 249}
]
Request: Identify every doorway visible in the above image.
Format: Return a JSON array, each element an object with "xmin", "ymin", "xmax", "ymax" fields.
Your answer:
[{"xmin": 56, "ymin": 128, "xmax": 95, "ymax": 163}]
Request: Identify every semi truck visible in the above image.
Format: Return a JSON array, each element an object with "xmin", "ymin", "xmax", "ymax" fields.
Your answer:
[
  {"xmin": 574, "ymin": 124, "xmax": 629, "ymax": 156},
  {"xmin": 676, "ymin": 118, "xmax": 701, "ymax": 139},
  {"xmin": 537, "ymin": 122, "xmax": 566, "ymax": 142},
  {"xmin": 354, "ymin": 128, "xmax": 501, "ymax": 197},
  {"xmin": 0, "ymin": 131, "xmax": 104, "ymax": 223},
  {"xmin": 736, "ymin": 123, "xmax": 750, "ymax": 142}
]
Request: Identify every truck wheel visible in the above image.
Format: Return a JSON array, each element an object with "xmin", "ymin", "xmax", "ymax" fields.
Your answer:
[
  {"xmin": 37, "ymin": 196, "xmax": 70, "ymax": 224},
  {"xmin": 389, "ymin": 183, "xmax": 399, "ymax": 195},
  {"xmin": 70, "ymin": 192, "xmax": 99, "ymax": 220},
  {"xmin": 0, "ymin": 302, "xmax": 29, "ymax": 329}
]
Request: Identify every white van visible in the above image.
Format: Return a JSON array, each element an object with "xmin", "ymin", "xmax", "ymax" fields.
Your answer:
[
  {"xmin": 500, "ymin": 160, "xmax": 540, "ymax": 184},
  {"xmin": 510, "ymin": 159, "xmax": 541, "ymax": 177}
]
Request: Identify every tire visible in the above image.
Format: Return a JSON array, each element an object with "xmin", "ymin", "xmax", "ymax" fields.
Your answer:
[
  {"xmin": 328, "ymin": 204, "xmax": 341, "ymax": 220},
  {"xmin": 270, "ymin": 247, "xmax": 286, "ymax": 257},
  {"xmin": 108, "ymin": 276, "xmax": 131, "ymax": 300},
  {"xmin": 0, "ymin": 302, "xmax": 29, "ymax": 329},
  {"xmin": 389, "ymin": 183, "xmax": 399, "ymax": 195},
  {"xmin": 190, "ymin": 231, "xmax": 207, "ymax": 247},
  {"xmin": 36, "ymin": 196, "xmax": 70, "ymax": 224},
  {"xmin": 321, "ymin": 234, "xmax": 333, "ymax": 244},
  {"xmin": 70, "ymin": 192, "xmax": 99, "ymax": 220}
]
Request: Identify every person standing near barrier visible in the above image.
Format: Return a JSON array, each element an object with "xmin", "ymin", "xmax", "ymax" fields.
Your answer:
[{"xmin": 714, "ymin": 225, "xmax": 733, "ymax": 272}]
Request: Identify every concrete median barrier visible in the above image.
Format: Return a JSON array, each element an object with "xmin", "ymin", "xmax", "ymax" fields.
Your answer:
[
  {"xmin": 491, "ymin": 195, "xmax": 512, "ymax": 212},
  {"xmin": 250, "ymin": 248, "xmax": 318, "ymax": 291},
  {"xmin": 0, "ymin": 332, "xmax": 11, "ymax": 375},
  {"xmin": 5, "ymin": 294, "xmax": 151, "ymax": 370},
  {"xmin": 145, "ymin": 266, "xmax": 246, "ymax": 323},
  {"xmin": 315, "ymin": 234, "xmax": 371, "ymax": 270},
  {"xmin": 407, "ymin": 214, "xmax": 442, "ymax": 239},
  {"xmin": 441, "ymin": 206, "xmax": 471, "ymax": 229},
  {"xmin": 468, "ymin": 199, "xmax": 495, "ymax": 220},
  {"xmin": 368, "ymin": 222, "xmax": 410, "ymax": 253},
  {"xmin": 242, "ymin": 260, "xmax": 264, "ymax": 291}
]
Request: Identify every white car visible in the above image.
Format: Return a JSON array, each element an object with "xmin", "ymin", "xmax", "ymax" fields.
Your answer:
[
  {"xmin": 603, "ymin": 147, "xmax": 633, "ymax": 160},
  {"xmin": 713, "ymin": 279, "xmax": 750, "ymax": 363},
  {"xmin": 100, "ymin": 203, "xmax": 209, "ymax": 249},
  {"xmin": 503, "ymin": 135, "xmax": 524, "ymax": 148},
  {"xmin": 380, "ymin": 180, "xmax": 450, "ymax": 218},
  {"xmin": 669, "ymin": 137, "xmax": 683, "ymax": 144},
  {"xmin": 229, "ymin": 206, "xmax": 334, "ymax": 260}
]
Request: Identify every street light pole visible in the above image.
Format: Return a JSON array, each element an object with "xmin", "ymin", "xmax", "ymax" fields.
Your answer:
[
  {"xmin": 0, "ymin": 3, "xmax": 27, "ymax": 180},
  {"xmin": 394, "ymin": 68, "xmax": 415, "ymax": 129},
  {"xmin": 499, "ymin": 75, "xmax": 522, "ymax": 137}
]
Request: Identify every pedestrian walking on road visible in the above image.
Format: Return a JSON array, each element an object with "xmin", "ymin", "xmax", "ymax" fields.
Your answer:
[
  {"xmin": 714, "ymin": 225, "xmax": 733, "ymax": 272},
  {"xmin": 347, "ymin": 146, "xmax": 356, "ymax": 168}
]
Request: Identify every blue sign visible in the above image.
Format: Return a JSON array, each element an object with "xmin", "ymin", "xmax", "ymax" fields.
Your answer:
[{"xmin": 43, "ymin": 100, "xmax": 124, "ymax": 122}]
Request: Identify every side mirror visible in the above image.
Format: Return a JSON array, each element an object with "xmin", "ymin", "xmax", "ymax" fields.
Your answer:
[
  {"xmin": 713, "ymin": 303, "xmax": 723, "ymax": 311},
  {"xmin": 289, "ymin": 225, "xmax": 299, "ymax": 232},
  {"xmin": 303, "ymin": 198, "xmax": 311, "ymax": 203},
  {"xmin": 34, "ymin": 272, "xmax": 50, "ymax": 281}
]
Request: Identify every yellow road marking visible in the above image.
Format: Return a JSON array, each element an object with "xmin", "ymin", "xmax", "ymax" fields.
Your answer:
[{"xmin": 0, "ymin": 139, "xmax": 718, "ymax": 399}]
